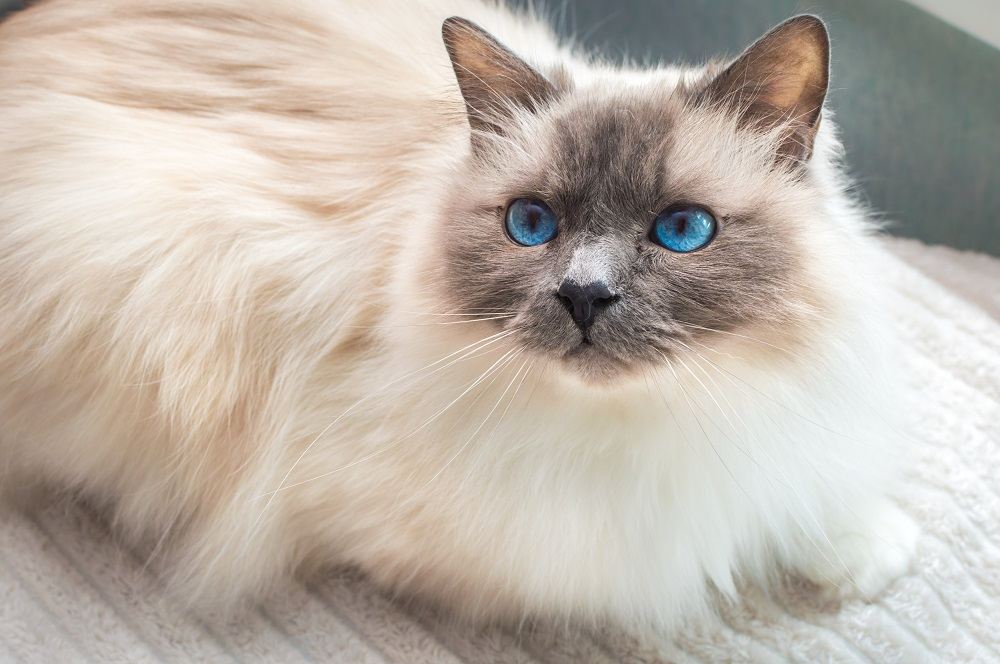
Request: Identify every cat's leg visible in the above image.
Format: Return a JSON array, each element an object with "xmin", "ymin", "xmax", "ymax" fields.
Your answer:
[{"xmin": 791, "ymin": 498, "xmax": 919, "ymax": 600}]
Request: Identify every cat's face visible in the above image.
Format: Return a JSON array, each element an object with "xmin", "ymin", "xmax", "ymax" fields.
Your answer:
[{"xmin": 436, "ymin": 16, "xmax": 834, "ymax": 384}]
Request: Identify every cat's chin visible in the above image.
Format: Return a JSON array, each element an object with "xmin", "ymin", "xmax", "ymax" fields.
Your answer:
[{"xmin": 553, "ymin": 342, "xmax": 645, "ymax": 390}]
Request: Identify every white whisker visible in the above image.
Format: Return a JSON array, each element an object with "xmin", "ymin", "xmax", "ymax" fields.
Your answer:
[
  {"xmin": 673, "ymin": 342, "xmax": 863, "ymax": 592},
  {"xmin": 265, "ymin": 347, "xmax": 520, "ymax": 495},
  {"xmin": 674, "ymin": 320, "xmax": 794, "ymax": 355},
  {"xmin": 251, "ymin": 327, "xmax": 519, "ymax": 525},
  {"xmin": 421, "ymin": 354, "xmax": 529, "ymax": 490}
]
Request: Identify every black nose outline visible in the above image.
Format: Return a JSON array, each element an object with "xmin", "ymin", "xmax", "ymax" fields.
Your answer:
[{"xmin": 556, "ymin": 280, "xmax": 617, "ymax": 331}]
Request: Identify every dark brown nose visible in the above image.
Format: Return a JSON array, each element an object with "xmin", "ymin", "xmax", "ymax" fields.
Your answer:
[{"xmin": 556, "ymin": 280, "xmax": 615, "ymax": 331}]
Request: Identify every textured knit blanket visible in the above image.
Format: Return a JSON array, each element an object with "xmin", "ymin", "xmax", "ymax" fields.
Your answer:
[{"xmin": 2, "ymin": 238, "xmax": 998, "ymax": 663}]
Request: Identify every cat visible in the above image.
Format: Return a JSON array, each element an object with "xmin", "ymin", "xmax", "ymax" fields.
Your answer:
[{"xmin": 0, "ymin": 0, "xmax": 918, "ymax": 629}]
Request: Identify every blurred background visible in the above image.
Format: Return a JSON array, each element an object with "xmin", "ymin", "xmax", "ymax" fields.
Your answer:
[{"xmin": 2, "ymin": 0, "xmax": 998, "ymax": 255}]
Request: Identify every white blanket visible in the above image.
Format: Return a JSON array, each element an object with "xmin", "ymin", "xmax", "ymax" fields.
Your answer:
[{"xmin": 3, "ymin": 238, "xmax": 998, "ymax": 663}]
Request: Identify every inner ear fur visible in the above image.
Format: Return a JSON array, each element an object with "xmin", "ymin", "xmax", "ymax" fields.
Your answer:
[
  {"xmin": 442, "ymin": 16, "xmax": 556, "ymax": 145},
  {"xmin": 699, "ymin": 15, "xmax": 830, "ymax": 161}
]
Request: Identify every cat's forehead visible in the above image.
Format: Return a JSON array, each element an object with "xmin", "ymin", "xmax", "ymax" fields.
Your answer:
[
  {"xmin": 554, "ymin": 96, "xmax": 671, "ymax": 176},
  {"xmin": 533, "ymin": 86, "xmax": 691, "ymax": 222},
  {"xmin": 520, "ymin": 75, "xmax": 794, "ymax": 221},
  {"xmin": 552, "ymin": 115, "xmax": 650, "ymax": 215}
]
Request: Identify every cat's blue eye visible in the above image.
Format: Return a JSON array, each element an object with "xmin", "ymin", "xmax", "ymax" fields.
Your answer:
[
  {"xmin": 650, "ymin": 205, "xmax": 717, "ymax": 253},
  {"xmin": 505, "ymin": 198, "xmax": 558, "ymax": 246}
]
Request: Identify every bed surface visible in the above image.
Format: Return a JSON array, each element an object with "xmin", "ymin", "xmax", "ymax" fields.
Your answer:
[{"xmin": 2, "ymin": 237, "xmax": 998, "ymax": 663}]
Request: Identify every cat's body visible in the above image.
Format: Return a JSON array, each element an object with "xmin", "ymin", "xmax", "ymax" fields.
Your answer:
[{"xmin": 0, "ymin": 0, "xmax": 916, "ymax": 628}]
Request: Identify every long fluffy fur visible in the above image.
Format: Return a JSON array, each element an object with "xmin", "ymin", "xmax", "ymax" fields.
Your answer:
[{"xmin": 0, "ymin": 0, "xmax": 915, "ymax": 629}]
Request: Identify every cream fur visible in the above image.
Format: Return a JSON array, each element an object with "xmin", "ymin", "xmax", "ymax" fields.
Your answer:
[{"xmin": 0, "ymin": 0, "xmax": 916, "ymax": 629}]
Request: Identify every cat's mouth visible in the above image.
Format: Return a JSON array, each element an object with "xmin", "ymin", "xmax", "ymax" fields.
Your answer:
[
  {"xmin": 508, "ymin": 304, "xmax": 646, "ymax": 383},
  {"xmin": 563, "ymin": 327, "xmax": 597, "ymax": 353},
  {"xmin": 558, "ymin": 332, "xmax": 636, "ymax": 381},
  {"xmin": 556, "ymin": 344, "xmax": 640, "ymax": 387},
  {"xmin": 548, "ymin": 324, "xmax": 674, "ymax": 386}
]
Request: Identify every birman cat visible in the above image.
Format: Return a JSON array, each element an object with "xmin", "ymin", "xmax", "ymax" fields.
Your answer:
[{"xmin": 0, "ymin": 0, "xmax": 917, "ymax": 629}]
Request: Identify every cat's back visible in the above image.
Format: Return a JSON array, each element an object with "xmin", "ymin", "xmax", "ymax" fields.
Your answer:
[
  {"xmin": 0, "ymin": 0, "xmax": 565, "ymax": 253},
  {"xmin": 0, "ymin": 0, "xmax": 559, "ymax": 122},
  {"xmin": 0, "ymin": 0, "xmax": 451, "ymax": 144}
]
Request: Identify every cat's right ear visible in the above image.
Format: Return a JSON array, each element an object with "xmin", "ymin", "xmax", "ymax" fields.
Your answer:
[{"xmin": 442, "ymin": 17, "xmax": 556, "ymax": 147}]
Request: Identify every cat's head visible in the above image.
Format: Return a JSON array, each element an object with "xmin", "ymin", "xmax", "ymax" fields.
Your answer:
[{"xmin": 433, "ymin": 15, "xmax": 858, "ymax": 385}]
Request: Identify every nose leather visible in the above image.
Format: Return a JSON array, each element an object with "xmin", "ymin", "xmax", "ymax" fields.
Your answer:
[{"xmin": 557, "ymin": 280, "xmax": 614, "ymax": 330}]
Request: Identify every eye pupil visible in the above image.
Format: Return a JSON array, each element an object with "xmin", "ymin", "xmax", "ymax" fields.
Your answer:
[
  {"xmin": 505, "ymin": 198, "xmax": 558, "ymax": 246},
  {"xmin": 650, "ymin": 205, "xmax": 716, "ymax": 253}
]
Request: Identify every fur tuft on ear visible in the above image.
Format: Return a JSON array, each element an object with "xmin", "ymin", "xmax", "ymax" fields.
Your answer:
[
  {"xmin": 442, "ymin": 17, "xmax": 555, "ymax": 146},
  {"xmin": 699, "ymin": 15, "xmax": 830, "ymax": 161}
]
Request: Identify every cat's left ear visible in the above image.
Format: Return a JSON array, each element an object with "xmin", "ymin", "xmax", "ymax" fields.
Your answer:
[
  {"xmin": 700, "ymin": 15, "xmax": 830, "ymax": 161},
  {"xmin": 442, "ymin": 17, "xmax": 556, "ymax": 146}
]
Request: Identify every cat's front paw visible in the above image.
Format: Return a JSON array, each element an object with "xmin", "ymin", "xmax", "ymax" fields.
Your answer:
[{"xmin": 800, "ymin": 502, "xmax": 919, "ymax": 601}]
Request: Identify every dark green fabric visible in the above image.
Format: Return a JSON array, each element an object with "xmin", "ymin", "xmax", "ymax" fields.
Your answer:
[{"xmin": 3, "ymin": 0, "xmax": 997, "ymax": 254}]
